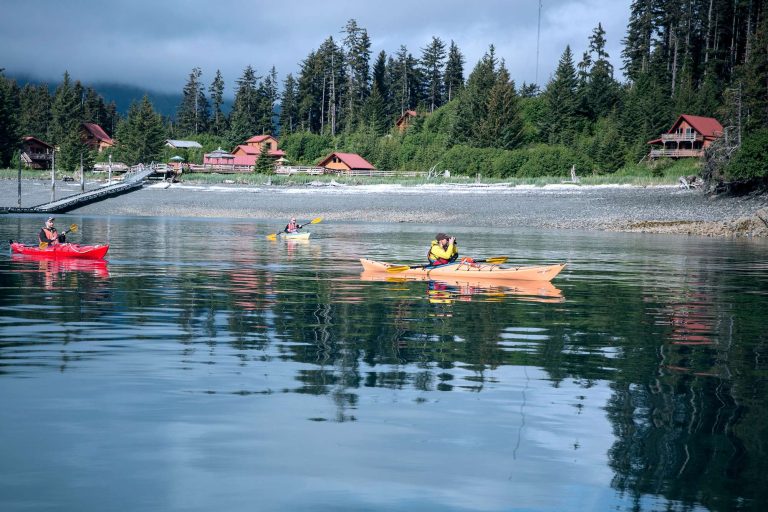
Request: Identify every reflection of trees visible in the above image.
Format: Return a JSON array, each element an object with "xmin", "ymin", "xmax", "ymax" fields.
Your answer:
[{"xmin": 603, "ymin": 270, "xmax": 768, "ymax": 510}]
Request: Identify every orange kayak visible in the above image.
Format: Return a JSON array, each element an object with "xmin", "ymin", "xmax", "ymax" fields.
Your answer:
[{"xmin": 360, "ymin": 258, "xmax": 566, "ymax": 281}]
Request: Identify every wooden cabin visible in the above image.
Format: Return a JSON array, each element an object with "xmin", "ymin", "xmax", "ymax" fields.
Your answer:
[
  {"xmin": 395, "ymin": 110, "xmax": 417, "ymax": 133},
  {"xmin": 318, "ymin": 152, "xmax": 376, "ymax": 174},
  {"xmin": 648, "ymin": 114, "xmax": 723, "ymax": 158},
  {"xmin": 81, "ymin": 123, "xmax": 115, "ymax": 152},
  {"xmin": 226, "ymin": 135, "xmax": 286, "ymax": 166},
  {"xmin": 20, "ymin": 136, "xmax": 54, "ymax": 169},
  {"xmin": 202, "ymin": 147, "xmax": 236, "ymax": 166}
]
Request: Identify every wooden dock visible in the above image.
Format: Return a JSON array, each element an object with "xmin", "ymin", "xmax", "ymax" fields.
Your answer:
[{"xmin": 2, "ymin": 164, "xmax": 157, "ymax": 214}]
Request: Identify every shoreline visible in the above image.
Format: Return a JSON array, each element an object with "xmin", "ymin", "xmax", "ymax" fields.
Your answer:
[{"xmin": 2, "ymin": 178, "xmax": 767, "ymax": 237}]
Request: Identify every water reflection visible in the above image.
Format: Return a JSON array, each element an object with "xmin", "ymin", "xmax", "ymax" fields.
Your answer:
[
  {"xmin": 360, "ymin": 271, "xmax": 565, "ymax": 304},
  {"xmin": 1, "ymin": 215, "xmax": 767, "ymax": 511}
]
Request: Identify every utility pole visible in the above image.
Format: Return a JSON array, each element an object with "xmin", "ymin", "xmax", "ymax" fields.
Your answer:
[
  {"xmin": 535, "ymin": 0, "xmax": 543, "ymax": 87},
  {"xmin": 80, "ymin": 153, "xmax": 85, "ymax": 192},
  {"xmin": 108, "ymin": 154, "xmax": 112, "ymax": 185},
  {"xmin": 17, "ymin": 148, "xmax": 22, "ymax": 207},
  {"xmin": 51, "ymin": 149, "xmax": 56, "ymax": 202}
]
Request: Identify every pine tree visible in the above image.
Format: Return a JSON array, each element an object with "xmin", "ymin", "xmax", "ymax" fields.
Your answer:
[
  {"xmin": 176, "ymin": 67, "xmax": 209, "ymax": 136},
  {"xmin": 481, "ymin": 62, "xmax": 523, "ymax": 150},
  {"xmin": 48, "ymin": 71, "xmax": 81, "ymax": 146},
  {"xmin": 116, "ymin": 96, "xmax": 165, "ymax": 165},
  {"xmin": 256, "ymin": 66, "xmax": 279, "ymax": 135},
  {"xmin": 253, "ymin": 142, "xmax": 273, "ymax": 173},
  {"xmin": 359, "ymin": 83, "xmax": 388, "ymax": 135},
  {"xmin": 342, "ymin": 19, "xmax": 371, "ymax": 131},
  {"xmin": 209, "ymin": 70, "xmax": 227, "ymax": 136},
  {"xmin": 279, "ymin": 73, "xmax": 299, "ymax": 135},
  {"xmin": 420, "ymin": 36, "xmax": 447, "ymax": 112},
  {"xmin": 19, "ymin": 83, "xmax": 51, "ymax": 140},
  {"xmin": 453, "ymin": 46, "xmax": 497, "ymax": 146},
  {"xmin": 443, "ymin": 40, "xmax": 465, "ymax": 102},
  {"xmin": 228, "ymin": 65, "xmax": 261, "ymax": 144},
  {"xmin": 0, "ymin": 71, "xmax": 21, "ymax": 167},
  {"xmin": 545, "ymin": 46, "xmax": 579, "ymax": 144}
]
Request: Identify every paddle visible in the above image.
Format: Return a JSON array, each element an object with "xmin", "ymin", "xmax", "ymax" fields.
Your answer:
[
  {"xmin": 266, "ymin": 217, "xmax": 322, "ymax": 240},
  {"xmin": 386, "ymin": 256, "xmax": 509, "ymax": 273},
  {"xmin": 39, "ymin": 223, "xmax": 78, "ymax": 249}
]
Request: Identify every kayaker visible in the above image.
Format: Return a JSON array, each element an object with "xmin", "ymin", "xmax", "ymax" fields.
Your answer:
[
  {"xmin": 284, "ymin": 217, "xmax": 303, "ymax": 233},
  {"xmin": 427, "ymin": 233, "xmax": 458, "ymax": 265},
  {"xmin": 39, "ymin": 217, "xmax": 65, "ymax": 245}
]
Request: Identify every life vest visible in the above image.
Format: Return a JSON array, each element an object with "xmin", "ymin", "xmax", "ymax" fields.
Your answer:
[
  {"xmin": 285, "ymin": 221, "xmax": 299, "ymax": 233},
  {"xmin": 427, "ymin": 240, "xmax": 458, "ymax": 265},
  {"xmin": 41, "ymin": 227, "xmax": 60, "ymax": 245}
]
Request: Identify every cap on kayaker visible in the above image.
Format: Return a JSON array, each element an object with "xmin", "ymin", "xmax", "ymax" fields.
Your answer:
[
  {"xmin": 436, "ymin": 233, "xmax": 448, "ymax": 241},
  {"xmin": 47, "ymin": 216, "xmax": 55, "ymax": 222}
]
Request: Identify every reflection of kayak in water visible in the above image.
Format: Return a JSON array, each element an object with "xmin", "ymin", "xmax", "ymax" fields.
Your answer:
[
  {"xmin": 360, "ymin": 271, "xmax": 564, "ymax": 302},
  {"xmin": 279, "ymin": 232, "xmax": 310, "ymax": 240},
  {"xmin": 11, "ymin": 253, "xmax": 110, "ymax": 278},
  {"xmin": 360, "ymin": 258, "xmax": 565, "ymax": 281},
  {"xmin": 10, "ymin": 241, "xmax": 109, "ymax": 259}
]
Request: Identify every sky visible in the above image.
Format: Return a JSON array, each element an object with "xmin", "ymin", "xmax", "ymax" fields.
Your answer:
[{"xmin": 1, "ymin": 0, "xmax": 632, "ymax": 96}]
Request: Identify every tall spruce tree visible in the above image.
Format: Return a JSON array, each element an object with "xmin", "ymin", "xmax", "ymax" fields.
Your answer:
[
  {"xmin": 0, "ymin": 71, "xmax": 21, "ymax": 167},
  {"xmin": 279, "ymin": 73, "xmax": 299, "ymax": 135},
  {"xmin": 420, "ymin": 36, "xmax": 447, "ymax": 112},
  {"xmin": 481, "ymin": 62, "xmax": 523, "ymax": 150},
  {"xmin": 453, "ymin": 46, "xmax": 498, "ymax": 146},
  {"xmin": 342, "ymin": 19, "xmax": 371, "ymax": 132},
  {"xmin": 209, "ymin": 69, "xmax": 227, "ymax": 136},
  {"xmin": 257, "ymin": 66, "xmax": 279, "ymax": 135},
  {"xmin": 228, "ymin": 65, "xmax": 261, "ymax": 144},
  {"xmin": 444, "ymin": 40, "xmax": 465, "ymax": 102},
  {"xmin": 116, "ymin": 95, "xmax": 165, "ymax": 165},
  {"xmin": 19, "ymin": 83, "xmax": 51, "ymax": 140},
  {"xmin": 545, "ymin": 45, "xmax": 579, "ymax": 144},
  {"xmin": 176, "ymin": 67, "xmax": 209, "ymax": 136},
  {"xmin": 48, "ymin": 72, "xmax": 81, "ymax": 146}
]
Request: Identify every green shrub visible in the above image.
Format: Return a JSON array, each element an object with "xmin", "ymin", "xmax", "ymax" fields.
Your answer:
[{"xmin": 726, "ymin": 129, "xmax": 768, "ymax": 181}]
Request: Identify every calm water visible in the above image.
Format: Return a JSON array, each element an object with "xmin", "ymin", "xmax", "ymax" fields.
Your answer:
[{"xmin": 1, "ymin": 215, "xmax": 767, "ymax": 512}]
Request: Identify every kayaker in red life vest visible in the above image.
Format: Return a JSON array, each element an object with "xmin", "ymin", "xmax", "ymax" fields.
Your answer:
[
  {"xmin": 427, "ymin": 233, "xmax": 458, "ymax": 265},
  {"xmin": 284, "ymin": 217, "xmax": 303, "ymax": 233},
  {"xmin": 39, "ymin": 216, "xmax": 65, "ymax": 245}
]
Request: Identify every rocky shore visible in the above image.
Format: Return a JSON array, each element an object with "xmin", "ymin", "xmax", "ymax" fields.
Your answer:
[{"xmin": 2, "ymin": 179, "xmax": 767, "ymax": 237}]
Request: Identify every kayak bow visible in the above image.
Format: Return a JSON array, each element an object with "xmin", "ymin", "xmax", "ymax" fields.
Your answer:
[
  {"xmin": 360, "ymin": 258, "xmax": 565, "ymax": 281},
  {"xmin": 10, "ymin": 242, "xmax": 109, "ymax": 259}
]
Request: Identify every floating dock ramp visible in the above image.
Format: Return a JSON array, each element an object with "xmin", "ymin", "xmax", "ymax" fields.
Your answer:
[{"xmin": 2, "ymin": 165, "xmax": 158, "ymax": 214}]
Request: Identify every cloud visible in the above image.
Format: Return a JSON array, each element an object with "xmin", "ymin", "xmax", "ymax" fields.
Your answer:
[{"xmin": 0, "ymin": 0, "xmax": 631, "ymax": 94}]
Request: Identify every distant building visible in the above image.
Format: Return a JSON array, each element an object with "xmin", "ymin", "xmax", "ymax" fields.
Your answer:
[
  {"xmin": 648, "ymin": 114, "xmax": 724, "ymax": 158},
  {"xmin": 229, "ymin": 135, "xmax": 286, "ymax": 166},
  {"xmin": 20, "ymin": 136, "xmax": 54, "ymax": 170},
  {"xmin": 395, "ymin": 110, "xmax": 418, "ymax": 133},
  {"xmin": 202, "ymin": 147, "xmax": 236, "ymax": 166},
  {"xmin": 318, "ymin": 152, "xmax": 376, "ymax": 173},
  {"xmin": 81, "ymin": 123, "xmax": 115, "ymax": 152},
  {"xmin": 165, "ymin": 139, "xmax": 203, "ymax": 149}
]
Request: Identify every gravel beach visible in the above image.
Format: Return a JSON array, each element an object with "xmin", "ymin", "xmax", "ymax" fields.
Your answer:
[{"xmin": 3, "ymin": 178, "xmax": 767, "ymax": 237}]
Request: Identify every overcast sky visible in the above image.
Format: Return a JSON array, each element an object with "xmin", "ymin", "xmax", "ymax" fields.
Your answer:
[{"xmin": 1, "ymin": 0, "xmax": 632, "ymax": 95}]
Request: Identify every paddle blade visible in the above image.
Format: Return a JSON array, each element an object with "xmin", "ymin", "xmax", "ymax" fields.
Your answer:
[
  {"xmin": 309, "ymin": 217, "xmax": 323, "ymax": 225},
  {"xmin": 68, "ymin": 224, "xmax": 78, "ymax": 233},
  {"xmin": 38, "ymin": 242, "xmax": 48, "ymax": 249},
  {"xmin": 266, "ymin": 233, "xmax": 278, "ymax": 241},
  {"xmin": 385, "ymin": 265, "xmax": 411, "ymax": 273},
  {"xmin": 483, "ymin": 257, "xmax": 508, "ymax": 264}
]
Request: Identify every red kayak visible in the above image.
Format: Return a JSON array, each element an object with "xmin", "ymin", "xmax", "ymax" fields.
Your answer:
[{"xmin": 10, "ymin": 242, "xmax": 109, "ymax": 259}]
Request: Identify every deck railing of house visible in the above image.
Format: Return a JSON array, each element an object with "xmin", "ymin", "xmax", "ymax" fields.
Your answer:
[
  {"xmin": 649, "ymin": 149, "xmax": 704, "ymax": 158},
  {"xmin": 188, "ymin": 164, "xmax": 254, "ymax": 174},
  {"xmin": 274, "ymin": 166, "xmax": 325, "ymax": 175},
  {"xmin": 661, "ymin": 133, "xmax": 702, "ymax": 142}
]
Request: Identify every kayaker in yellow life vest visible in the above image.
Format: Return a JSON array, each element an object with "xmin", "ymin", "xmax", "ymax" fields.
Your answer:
[
  {"xmin": 39, "ymin": 216, "xmax": 65, "ymax": 245},
  {"xmin": 284, "ymin": 217, "xmax": 303, "ymax": 233},
  {"xmin": 428, "ymin": 233, "xmax": 458, "ymax": 265}
]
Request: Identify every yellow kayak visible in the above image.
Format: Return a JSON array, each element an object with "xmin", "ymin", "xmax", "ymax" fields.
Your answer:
[{"xmin": 359, "ymin": 258, "xmax": 566, "ymax": 281}]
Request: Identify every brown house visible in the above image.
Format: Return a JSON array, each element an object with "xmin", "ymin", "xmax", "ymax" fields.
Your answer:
[
  {"xmin": 21, "ymin": 136, "xmax": 54, "ymax": 169},
  {"xmin": 648, "ymin": 114, "xmax": 724, "ymax": 158},
  {"xmin": 81, "ymin": 123, "xmax": 115, "ymax": 152},
  {"xmin": 395, "ymin": 110, "xmax": 417, "ymax": 133},
  {"xmin": 318, "ymin": 152, "xmax": 376, "ymax": 173}
]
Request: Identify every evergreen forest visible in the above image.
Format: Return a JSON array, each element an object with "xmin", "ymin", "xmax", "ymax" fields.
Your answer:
[{"xmin": 1, "ymin": 1, "xmax": 767, "ymax": 190}]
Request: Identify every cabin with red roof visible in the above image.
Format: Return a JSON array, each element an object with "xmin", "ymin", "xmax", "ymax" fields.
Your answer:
[
  {"xmin": 395, "ymin": 110, "xmax": 418, "ymax": 133},
  {"xmin": 318, "ymin": 152, "xmax": 376, "ymax": 174},
  {"xmin": 204, "ymin": 134, "xmax": 286, "ymax": 167},
  {"xmin": 648, "ymin": 114, "xmax": 724, "ymax": 158},
  {"xmin": 81, "ymin": 123, "xmax": 115, "ymax": 152},
  {"xmin": 20, "ymin": 136, "xmax": 54, "ymax": 170}
]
